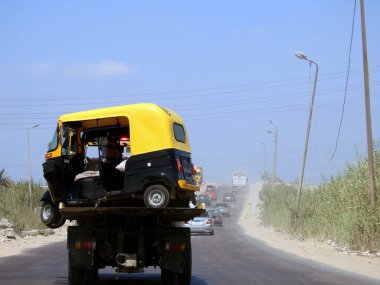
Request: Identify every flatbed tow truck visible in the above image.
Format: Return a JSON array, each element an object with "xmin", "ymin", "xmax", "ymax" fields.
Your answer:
[
  {"xmin": 40, "ymin": 104, "xmax": 203, "ymax": 284},
  {"xmin": 62, "ymin": 205, "xmax": 204, "ymax": 285}
]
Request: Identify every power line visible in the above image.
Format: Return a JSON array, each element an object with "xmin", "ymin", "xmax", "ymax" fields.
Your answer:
[
  {"xmin": 0, "ymin": 92, "xmax": 378, "ymax": 126},
  {"xmin": 1, "ymin": 65, "xmax": 379, "ymax": 105},
  {"xmin": 326, "ymin": 0, "xmax": 357, "ymax": 163}
]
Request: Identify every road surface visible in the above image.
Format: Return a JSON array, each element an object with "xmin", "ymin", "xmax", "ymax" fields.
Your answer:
[{"xmin": 0, "ymin": 187, "xmax": 378, "ymax": 285}]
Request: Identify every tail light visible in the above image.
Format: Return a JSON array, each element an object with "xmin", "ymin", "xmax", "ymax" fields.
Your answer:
[
  {"xmin": 176, "ymin": 158, "xmax": 183, "ymax": 172},
  {"xmin": 206, "ymin": 219, "xmax": 212, "ymax": 225},
  {"xmin": 119, "ymin": 136, "xmax": 130, "ymax": 145},
  {"xmin": 74, "ymin": 240, "xmax": 96, "ymax": 250},
  {"xmin": 166, "ymin": 242, "xmax": 186, "ymax": 251}
]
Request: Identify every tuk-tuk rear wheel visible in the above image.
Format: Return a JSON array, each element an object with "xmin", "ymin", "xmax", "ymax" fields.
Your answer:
[{"xmin": 143, "ymin": 185, "xmax": 170, "ymax": 208}]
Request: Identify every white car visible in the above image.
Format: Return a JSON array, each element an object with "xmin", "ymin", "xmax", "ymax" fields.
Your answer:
[{"xmin": 184, "ymin": 210, "xmax": 215, "ymax": 235}]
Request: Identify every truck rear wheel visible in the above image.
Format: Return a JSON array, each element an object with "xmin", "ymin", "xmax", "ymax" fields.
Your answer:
[
  {"xmin": 144, "ymin": 185, "xmax": 170, "ymax": 208},
  {"xmin": 161, "ymin": 268, "xmax": 177, "ymax": 285},
  {"xmin": 69, "ymin": 264, "xmax": 98, "ymax": 285},
  {"xmin": 177, "ymin": 244, "xmax": 192, "ymax": 285},
  {"xmin": 160, "ymin": 244, "xmax": 192, "ymax": 285}
]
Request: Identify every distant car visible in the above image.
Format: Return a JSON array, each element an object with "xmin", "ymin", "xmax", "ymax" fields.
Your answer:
[
  {"xmin": 207, "ymin": 208, "xmax": 223, "ymax": 226},
  {"xmin": 196, "ymin": 193, "xmax": 211, "ymax": 206},
  {"xmin": 208, "ymin": 190, "xmax": 217, "ymax": 201},
  {"xmin": 223, "ymin": 192, "xmax": 236, "ymax": 202},
  {"xmin": 215, "ymin": 202, "xmax": 231, "ymax": 217},
  {"xmin": 205, "ymin": 185, "xmax": 216, "ymax": 191},
  {"xmin": 185, "ymin": 210, "xmax": 215, "ymax": 235}
]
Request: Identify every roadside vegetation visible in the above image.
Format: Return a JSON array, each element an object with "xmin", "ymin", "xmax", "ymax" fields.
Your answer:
[
  {"xmin": 259, "ymin": 144, "xmax": 380, "ymax": 251},
  {"xmin": 0, "ymin": 169, "xmax": 46, "ymax": 232}
]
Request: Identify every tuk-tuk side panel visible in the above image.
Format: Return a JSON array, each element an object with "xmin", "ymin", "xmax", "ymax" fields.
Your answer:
[
  {"xmin": 123, "ymin": 149, "xmax": 178, "ymax": 195},
  {"xmin": 122, "ymin": 149, "xmax": 197, "ymax": 197}
]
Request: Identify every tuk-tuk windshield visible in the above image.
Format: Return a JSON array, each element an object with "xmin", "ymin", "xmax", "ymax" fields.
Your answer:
[
  {"xmin": 61, "ymin": 126, "xmax": 78, "ymax": 156},
  {"xmin": 47, "ymin": 126, "xmax": 59, "ymax": 152}
]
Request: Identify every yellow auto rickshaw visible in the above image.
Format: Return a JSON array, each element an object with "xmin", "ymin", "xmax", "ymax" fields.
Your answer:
[{"xmin": 41, "ymin": 103, "xmax": 199, "ymax": 228}]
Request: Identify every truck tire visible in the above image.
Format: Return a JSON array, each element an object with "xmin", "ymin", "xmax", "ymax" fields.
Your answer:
[
  {"xmin": 177, "ymin": 244, "xmax": 192, "ymax": 285},
  {"xmin": 161, "ymin": 268, "xmax": 176, "ymax": 285},
  {"xmin": 69, "ymin": 264, "xmax": 98, "ymax": 285},
  {"xmin": 161, "ymin": 244, "xmax": 192, "ymax": 285},
  {"xmin": 143, "ymin": 185, "xmax": 170, "ymax": 208},
  {"xmin": 41, "ymin": 201, "xmax": 66, "ymax": 229},
  {"xmin": 68, "ymin": 264, "xmax": 84, "ymax": 285}
]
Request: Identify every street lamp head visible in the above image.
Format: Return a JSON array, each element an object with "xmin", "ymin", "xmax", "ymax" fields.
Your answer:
[
  {"xmin": 28, "ymin": 124, "xmax": 39, "ymax": 130},
  {"xmin": 267, "ymin": 131, "xmax": 272, "ymax": 134},
  {"xmin": 294, "ymin": 51, "xmax": 307, "ymax": 60}
]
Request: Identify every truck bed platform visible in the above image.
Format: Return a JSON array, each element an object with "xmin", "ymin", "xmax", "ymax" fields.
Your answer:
[{"xmin": 60, "ymin": 206, "xmax": 205, "ymax": 221}]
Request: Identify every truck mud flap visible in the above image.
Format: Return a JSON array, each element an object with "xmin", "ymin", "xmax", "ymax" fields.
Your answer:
[
  {"xmin": 67, "ymin": 226, "xmax": 97, "ymax": 269},
  {"xmin": 69, "ymin": 249, "xmax": 94, "ymax": 269},
  {"xmin": 157, "ymin": 227, "xmax": 190, "ymax": 274},
  {"xmin": 160, "ymin": 251, "xmax": 186, "ymax": 274}
]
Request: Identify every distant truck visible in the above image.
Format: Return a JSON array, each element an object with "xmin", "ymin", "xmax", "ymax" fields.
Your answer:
[
  {"xmin": 194, "ymin": 166, "xmax": 203, "ymax": 186},
  {"xmin": 204, "ymin": 184, "xmax": 217, "ymax": 201},
  {"xmin": 232, "ymin": 173, "xmax": 248, "ymax": 191}
]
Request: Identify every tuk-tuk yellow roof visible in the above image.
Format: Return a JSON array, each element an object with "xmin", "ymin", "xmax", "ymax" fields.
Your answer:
[{"xmin": 59, "ymin": 103, "xmax": 191, "ymax": 155}]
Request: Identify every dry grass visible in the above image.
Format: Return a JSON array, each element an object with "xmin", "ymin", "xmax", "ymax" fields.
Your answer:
[
  {"xmin": 259, "ymin": 144, "xmax": 380, "ymax": 251},
  {"xmin": 0, "ymin": 180, "xmax": 46, "ymax": 232}
]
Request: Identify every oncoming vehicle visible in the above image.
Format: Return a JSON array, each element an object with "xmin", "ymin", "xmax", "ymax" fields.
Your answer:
[
  {"xmin": 223, "ymin": 192, "xmax": 236, "ymax": 202},
  {"xmin": 41, "ymin": 103, "xmax": 199, "ymax": 228},
  {"xmin": 232, "ymin": 173, "xmax": 248, "ymax": 191}
]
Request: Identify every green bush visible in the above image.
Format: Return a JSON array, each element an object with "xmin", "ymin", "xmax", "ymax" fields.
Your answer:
[
  {"xmin": 259, "ymin": 144, "xmax": 380, "ymax": 251},
  {"xmin": 259, "ymin": 183, "xmax": 297, "ymax": 230},
  {"xmin": 0, "ymin": 180, "xmax": 46, "ymax": 232}
]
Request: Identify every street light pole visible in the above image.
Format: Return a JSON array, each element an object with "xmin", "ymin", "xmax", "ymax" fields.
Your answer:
[
  {"xmin": 27, "ymin": 124, "xmax": 39, "ymax": 210},
  {"xmin": 268, "ymin": 120, "xmax": 278, "ymax": 188},
  {"xmin": 294, "ymin": 51, "xmax": 319, "ymax": 210},
  {"xmin": 261, "ymin": 142, "xmax": 267, "ymax": 182}
]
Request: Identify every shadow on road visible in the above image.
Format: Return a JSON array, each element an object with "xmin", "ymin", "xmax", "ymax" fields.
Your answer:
[{"xmin": 54, "ymin": 273, "xmax": 208, "ymax": 285}]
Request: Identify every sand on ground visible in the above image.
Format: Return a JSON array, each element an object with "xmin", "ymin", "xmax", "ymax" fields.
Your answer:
[{"xmin": 238, "ymin": 184, "xmax": 380, "ymax": 281}]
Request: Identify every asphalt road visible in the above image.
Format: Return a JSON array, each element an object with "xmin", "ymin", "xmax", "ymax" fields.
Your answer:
[{"xmin": 0, "ymin": 187, "xmax": 379, "ymax": 285}]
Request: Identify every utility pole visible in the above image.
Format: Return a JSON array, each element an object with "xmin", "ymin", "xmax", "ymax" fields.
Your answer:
[
  {"xmin": 261, "ymin": 142, "xmax": 267, "ymax": 182},
  {"xmin": 294, "ymin": 52, "xmax": 319, "ymax": 210},
  {"xmin": 27, "ymin": 124, "xmax": 39, "ymax": 209},
  {"xmin": 268, "ymin": 120, "xmax": 278, "ymax": 188},
  {"xmin": 360, "ymin": 0, "xmax": 377, "ymax": 208}
]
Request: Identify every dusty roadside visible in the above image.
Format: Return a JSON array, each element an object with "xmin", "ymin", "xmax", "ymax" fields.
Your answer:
[
  {"xmin": 238, "ymin": 184, "xmax": 380, "ymax": 281},
  {"xmin": 0, "ymin": 224, "xmax": 67, "ymax": 258}
]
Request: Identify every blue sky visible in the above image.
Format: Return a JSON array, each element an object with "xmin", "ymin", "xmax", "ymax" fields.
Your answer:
[{"xmin": 0, "ymin": 1, "xmax": 379, "ymax": 184}]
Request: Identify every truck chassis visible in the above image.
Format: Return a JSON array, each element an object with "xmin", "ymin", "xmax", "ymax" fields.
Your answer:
[{"xmin": 62, "ymin": 207, "xmax": 204, "ymax": 285}]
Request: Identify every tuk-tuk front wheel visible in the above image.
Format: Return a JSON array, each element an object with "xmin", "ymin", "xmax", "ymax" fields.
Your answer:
[
  {"xmin": 40, "ymin": 201, "xmax": 66, "ymax": 229},
  {"xmin": 144, "ymin": 185, "xmax": 170, "ymax": 208}
]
